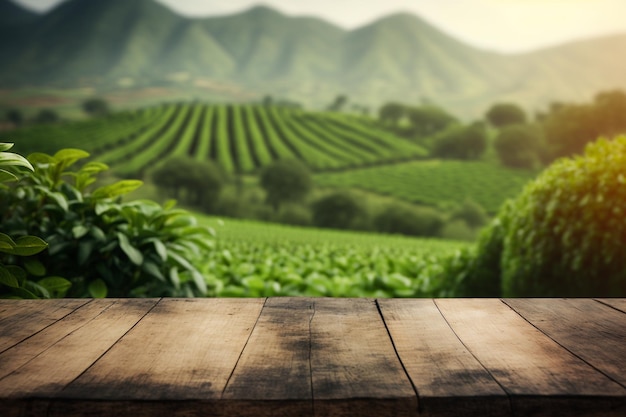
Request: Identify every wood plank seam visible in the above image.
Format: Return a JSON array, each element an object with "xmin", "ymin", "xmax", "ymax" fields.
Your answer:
[
  {"xmin": 432, "ymin": 299, "xmax": 515, "ymax": 415},
  {"xmin": 220, "ymin": 297, "xmax": 268, "ymax": 398},
  {"xmin": 0, "ymin": 299, "xmax": 91, "ymax": 356},
  {"xmin": 47, "ymin": 298, "xmax": 163, "ymax": 406},
  {"xmin": 0, "ymin": 299, "xmax": 116, "ymax": 385},
  {"xmin": 308, "ymin": 299, "xmax": 316, "ymax": 417},
  {"xmin": 594, "ymin": 298, "xmax": 626, "ymax": 315},
  {"xmin": 502, "ymin": 299, "xmax": 626, "ymax": 391},
  {"xmin": 374, "ymin": 299, "xmax": 420, "ymax": 409}
]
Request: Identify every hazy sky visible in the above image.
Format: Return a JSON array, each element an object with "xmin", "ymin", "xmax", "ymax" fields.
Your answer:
[{"xmin": 13, "ymin": 0, "xmax": 626, "ymax": 53}]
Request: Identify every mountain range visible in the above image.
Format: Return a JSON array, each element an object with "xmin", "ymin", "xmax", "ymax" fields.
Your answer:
[{"xmin": 1, "ymin": 0, "xmax": 626, "ymax": 117}]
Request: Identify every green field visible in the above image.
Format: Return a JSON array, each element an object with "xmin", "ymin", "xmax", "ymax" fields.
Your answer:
[
  {"xmin": 10, "ymin": 103, "xmax": 428, "ymax": 176},
  {"xmin": 196, "ymin": 215, "xmax": 469, "ymax": 298},
  {"xmin": 315, "ymin": 160, "xmax": 537, "ymax": 213}
]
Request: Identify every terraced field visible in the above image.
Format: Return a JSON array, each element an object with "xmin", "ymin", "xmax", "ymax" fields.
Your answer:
[
  {"xmin": 11, "ymin": 103, "xmax": 428, "ymax": 177},
  {"xmin": 315, "ymin": 160, "xmax": 537, "ymax": 213}
]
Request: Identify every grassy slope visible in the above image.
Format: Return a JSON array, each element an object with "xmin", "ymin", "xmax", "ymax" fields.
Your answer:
[{"xmin": 315, "ymin": 159, "xmax": 537, "ymax": 213}]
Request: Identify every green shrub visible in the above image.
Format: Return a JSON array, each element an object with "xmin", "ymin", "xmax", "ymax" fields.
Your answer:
[
  {"xmin": 0, "ymin": 148, "xmax": 215, "ymax": 298},
  {"xmin": 0, "ymin": 143, "xmax": 62, "ymax": 299},
  {"xmin": 439, "ymin": 219, "xmax": 476, "ymax": 241},
  {"xmin": 153, "ymin": 156, "xmax": 223, "ymax": 210},
  {"xmin": 311, "ymin": 192, "xmax": 366, "ymax": 230},
  {"xmin": 374, "ymin": 203, "xmax": 444, "ymax": 237},
  {"xmin": 260, "ymin": 159, "xmax": 312, "ymax": 211},
  {"xmin": 486, "ymin": 136, "xmax": 626, "ymax": 296},
  {"xmin": 278, "ymin": 204, "xmax": 312, "ymax": 226},
  {"xmin": 451, "ymin": 199, "xmax": 489, "ymax": 228},
  {"xmin": 432, "ymin": 122, "xmax": 488, "ymax": 160},
  {"xmin": 494, "ymin": 124, "xmax": 544, "ymax": 169}
]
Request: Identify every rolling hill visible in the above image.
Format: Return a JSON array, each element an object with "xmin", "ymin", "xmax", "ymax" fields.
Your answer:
[
  {"xmin": 9, "ymin": 103, "xmax": 428, "ymax": 176},
  {"xmin": 1, "ymin": 0, "xmax": 625, "ymax": 117}
]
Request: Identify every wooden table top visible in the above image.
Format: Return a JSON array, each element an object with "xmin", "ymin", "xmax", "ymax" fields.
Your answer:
[{"xmin": 0, "ymin": 298, "xmax": 625, "ymax": 417}]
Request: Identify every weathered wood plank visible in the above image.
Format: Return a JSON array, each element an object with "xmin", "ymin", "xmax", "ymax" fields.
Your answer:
[
  {"xmin": 310, "ymin": 298, "xmax": 417, "ymax": 417},
  {"xmin": 0, "ymin": 299, "xmax": 88, "ymax": 353},
  {"xmin": 49, "ymin": 298, "xmax": 265, "ymax": 417},
  {"xmin": 597, "ymin": 298, "xmax": 626, "ymax": 314},
  {"xmin": 435, "ymin": 299, "xmax": 626, "ymax": 417},
  {"xmin": 504, "ymin": 298, "xmax": 626, "ymax": 388},
  {"xmin": 378, "ymin": 299, "xmax": 511, "ymax": 417},
  {"xmin": 0, "ymin": 298, "xmax": 157, "ymax": 417},
  {"xmin": 222, "ymin": 297, "xmax": 314, "ymax": 417}
]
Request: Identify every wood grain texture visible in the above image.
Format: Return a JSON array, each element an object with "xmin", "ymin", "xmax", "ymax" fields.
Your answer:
[
  {"xmin": 378, "ymin": 299, "xmax": 510, "ymax": 417},
  {"xmin": 0, "ymin": 299, "xmax": 88, "ymax": 353},
  {"xmin": 223, "ymin": 297, "xmax": 314, "ymax": 417},
  {"xmin": 504, "ymin": 298, "xmax": 626, "ymax": 388},
  {"xmin": 597, "ymin": 298, "xmax": 626, "ymax": 314},
  {"xmin": 50, "ymin": 298, "xmax": 265, "ymax": 417},
  {"xmin": 435, "ymin": 299, "xmax": 626, "ymax": 417},
  {"xmin": 310, "ymin": 298, "xmax": 417, "ymax": 417},
  {"xmin": 0, "ymin": 298, "xmax": 157, "ymax": 417},
  {"xmin": 1, "ymin": 298, "xmax": 626, "ymax": 417}
]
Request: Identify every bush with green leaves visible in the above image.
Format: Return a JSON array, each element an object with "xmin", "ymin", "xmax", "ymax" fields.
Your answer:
[
  {"xmin": 260, "ymin": 159, "xmax": 312, "ymax": 211},
  {"xmin": 0, "ymin": 148, "xmax": 215, "ymax": 298},
  {"xmin": 311, "ymin": 192, "xmax": 367, "ymax": 230},
  {"xmin": 470, "ymin": 136, "xmax": 626, "ymax": 297},
  {"xmin": 374, "ymin": 203, "xmax": 444, "ymax": 237},
  {"xmin": 0, "ymin": 143, "xmax": 67, "ymax": 299},
  {"xmin": 152, "ymin": 156, "xmax": 224, "ymax": 210},
  {"xmin": 432, "ymin": 122, "xmax": 488, "ymax": 160}
]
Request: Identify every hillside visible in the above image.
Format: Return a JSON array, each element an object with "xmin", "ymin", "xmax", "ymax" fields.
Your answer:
[
  {"xmin": 1, "ymin": 0, "xmax": 625, "ymax": 116},
  {"xmin": 10, "ymin": 103, "xmax": 428, "ymax": 176}
]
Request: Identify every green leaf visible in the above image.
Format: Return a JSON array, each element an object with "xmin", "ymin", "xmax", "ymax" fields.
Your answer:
[
  {"xmin": 4, "ymin": 265, "xmax": 26, "ymax": 286},
  {"xmin": 44, "ymin": 190, "xmax": 69, "ymax": 212},
  {"xmin": 37, "ymin": 277, "xmax": 72, "ymax": 298},
  {"xmin": 117, "ymin": 233, "xmax": 143, "ymax": 266},
  {"xmin": 0, "ymin": 169, "xmax": 18, "ymax": 182},
  {"xmin": 142, "ymin": 261, "xmax": 165, "ymax": 282},
  {"xmin": 169, "ymin": 267, "xmax": 180, "ymax": 290},
  {"xmin": 28, "ymin": 152, "xmax": 55, "ymax": 165},
  {"xmin": 150, "ymin": 239, "xmax": 167, "ymax": 261},
  {"xmin": 79, "ymin": 161, "xmax": 109, "ymax": 174},
  {"xmin": 191, "ymin": 270, "xmax": 207, "ymax": 294},
  {"xmin": 88, "ymin": 279, "xmax": 108, "ymax": 298},
  {"xmin": 53, "ymin": 149, "xmax": 90, "ymax": 166},
  {"xmin": 72, "ymin": 225, "xmax": 89, "ymax": 239},
  {"xmin": 92, "ymin": 180, "xmax": 143, "ymax": 199},
  {"xmin": 0, "ymin": 143, "xmax": 14, "ymax": 152},
  {"xmin": 24, "ymin": 258, "xmax": 46, "ymax": 277},
  {"xmin": 0, "ymin": 265, "xmax": 20, "ymax": 288},
  {"xmin": 12, "ymin": 236, "xmax": 48, "ymax": 256},
  {"xmin": 0, "ymin": 151, "xmax": 34, "ymax": 171}
]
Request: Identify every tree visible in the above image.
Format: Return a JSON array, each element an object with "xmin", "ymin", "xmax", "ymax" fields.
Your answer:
[
  {"xmin": 374, "ymin": 204, "xmax": 444, "ymax": 237},
  {"xmin": 260, "ymin": 159, "xmax": 312, "ymax": 211},
  {"xmin": 35, "ymin": 109, "xmax": 60, "ymax": 124},
  {"xmin": 152, "ymin": 157, "xmax": 223, "ymax": 209},
  {"xmin": 432, "ymin": 122, "xmax": 488, "ymax": 160},
  {"xmin": 486, "ymin": 103, "xmax": 527, "ymax": 127},
  {"xmin": 407, "ymin": 105, "xmax": 457, "ymax": 137},
  {"xmin": 327, "ymin": 95, "xmax": 348, "ymax": 112},
  {"xmin": 378, "ymin": 102, "xmax": 406, "ymax": 126},
  {"xmin": 6, "ymin": 108, "xmax": 23, "ymax": 127},
  {"xmin": 82, "ymin": 98, "xmax": 110, "ymax": 117},
  {"xmin": 311, "ymin": 192, "xmax": 364, "ymax": 230},
  {"xmin": 494, "ymin": 124, "xmax": 544, "ymax": 169}
]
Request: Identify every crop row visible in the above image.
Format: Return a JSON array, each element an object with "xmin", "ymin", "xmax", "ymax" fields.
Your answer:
[
  {"xmin": 197, "ymin": 215, "xmax": 468, "ymax": 298},
  {"xmin": 84, "ymin": 103, "xmax": 429, "ymax": 176},
  {"xmin": 315, "ymin": 160, "xmax": 537, "ymax": 213}
]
